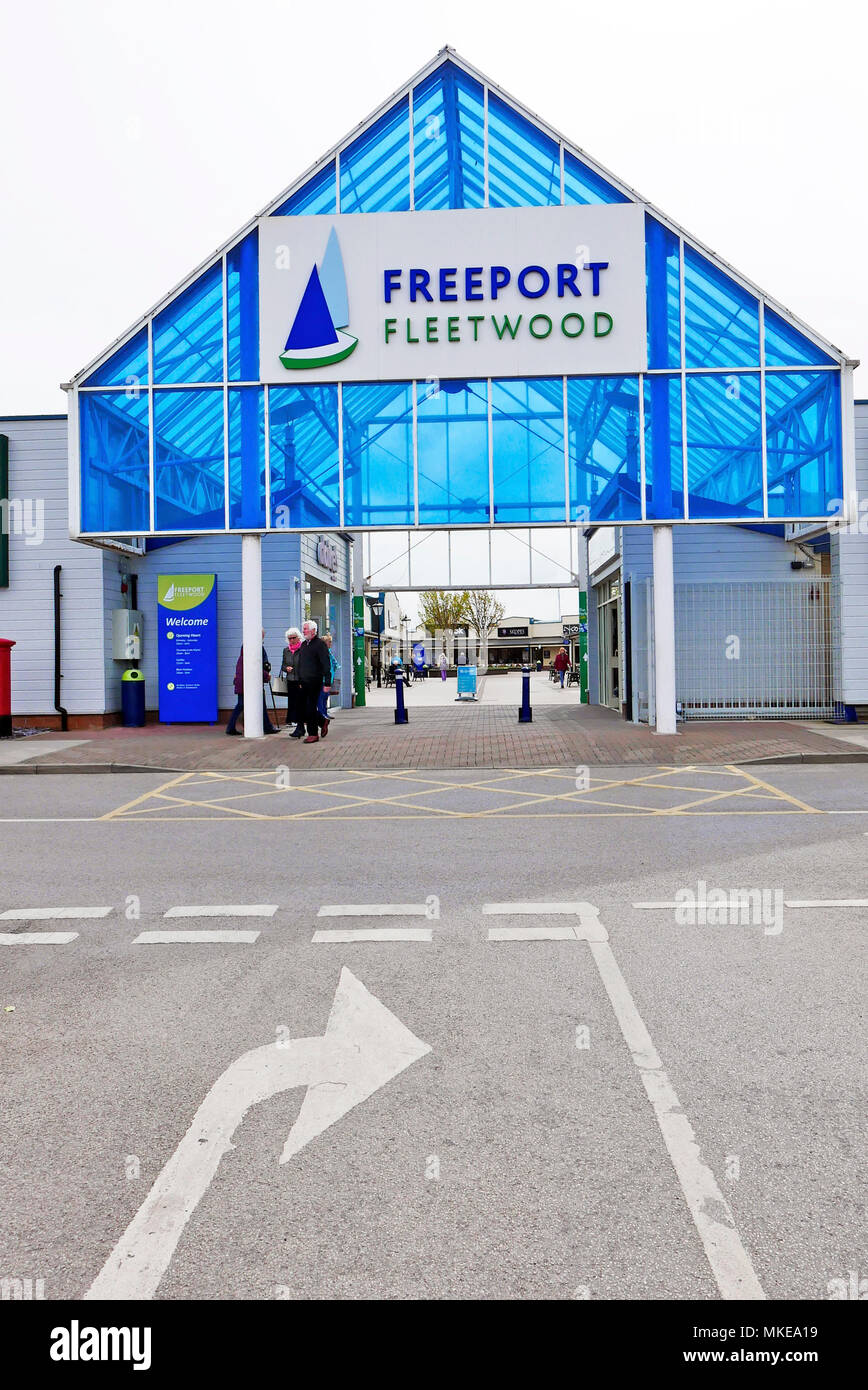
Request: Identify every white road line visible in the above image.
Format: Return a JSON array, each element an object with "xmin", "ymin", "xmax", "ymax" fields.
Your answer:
[
  {"xmin": 632, "ymin": 901, "xmax": 679, "ymax": 909},
  {"xmin": 784, "ymin": 899, "xmax": 868, "ymax": 908},
  {"xmin": 0, "ymin": 932, "xmax": 79, "ymax": 945},
  {"xmin": 483, "ymin": 901, "xmax": 596, "ymax": 916},
  {"xmin": 312, "ymin": 928, "xmax": 433, "ymax": 943},
  {"xmin": 133, "ymin": 931, "xmax": 260, "ymax": 944},
  {"xmin": 584, "ymin": 919, "xmax": 765, "ymax": 1301},
  {"xmin": 317, "ymin": 903, "xmax": 430, "ymax": 917},
  {"xmin": 0, "ymin": 906, "xmax": 112, "ymax": 920},
  {"xmin": 164, "ymin": 904, "xmax": 278, "ymax": 918},
  {"xmin": 488, "ymin": 925, "xmax": 596, "ymax": 942}
]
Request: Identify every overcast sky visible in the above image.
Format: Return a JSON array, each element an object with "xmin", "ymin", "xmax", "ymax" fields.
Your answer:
[{"xmin": 1, "ymin": 0, "xmax": 865, "ymax": 619}]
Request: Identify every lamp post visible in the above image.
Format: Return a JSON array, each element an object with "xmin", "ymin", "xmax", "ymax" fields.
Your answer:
[{"xmin": 370, "ymin": 599, "xmax": 384, "ymax": 687}]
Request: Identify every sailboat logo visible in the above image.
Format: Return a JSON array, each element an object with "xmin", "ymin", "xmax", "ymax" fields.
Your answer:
[{"xmin": 279, "ymin": 227, "xmax": 358, "ymax": 370}]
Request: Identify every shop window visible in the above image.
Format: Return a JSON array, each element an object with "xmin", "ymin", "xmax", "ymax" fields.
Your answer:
[
  {"xmin": 227, "ymin": 232, "xmax": 259, "ymax": 381},
  {"xmin": 340, "ymin": 99, "xmax": 411, "ymax": 213},
  {"xmin": 413, "ymin": 62, "xmax": 484, "ymax": 210},
  {"xmin": 765, "ymin": 370, "xmax": 842, "ymax": 518},
  {"xmin": 645, "ymin": 215, "xmax": 680, "ymax": 370},
  {"xmin": 342, "ymin": 382, "xmax": 414, "ymax": 526},
  {"xmin": 764, "ymin": 305, "xmax": 835, "ymax": 369},
  {"xmin": 492, "ymin": 377, "xmax": 565, "ymax": 523},
  {"xmin": 80, "ymin": 391, "xmax": 149, "ymax": 533},
  {"xmin": 83, "ymin": 327, "xmax": 149, "ymax": 389},
  {"xmin": 153, "ymin": 388, "xmax": 225, "ymax": 530},
  {"xmin": 153, "ymin": 263, "xmax": 223, "ymax": 384},
  {"xmin": 487, "ymin": 94, "xmax": 560, "ymax": 208},
  {"xmin": 563, "ymin": 149, "xmax": 628, "ymax": 206},
  {"xmin": 567, "ymin": 375, "xmax": 642, "ymax": 523},
  {"xmin": 685, "ymin": 373, "xmax": 762, "ymax": 517},
  {"xmin": 228, "ymin": 387, "xmax": 266, "ymax": 529},
  {"xmin": 273, "ymin": 160, "xmax": 337, "ymax": 216},
  {"xmin": 417, "ymin": 379, "xmax": 490, "ymax": 524},
  {"xmin": 643, "ymin": 374, "xmax": 685, "ymax": 519},
  {"xmin": 269, "ymin": 384, "xmax": 340, "ymax": 528},
  {"xmin": 684, "ymin": 245, "xmax": 760, "ymax": 370}
]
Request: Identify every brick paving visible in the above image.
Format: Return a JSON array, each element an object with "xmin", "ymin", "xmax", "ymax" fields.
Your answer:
[{"xmin": 9, "ymin": 703, "xmax": 865, "ymax": 772}]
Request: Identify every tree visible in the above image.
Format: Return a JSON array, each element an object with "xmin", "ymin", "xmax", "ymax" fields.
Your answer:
[
  {"xmin": 466, "ymin": 590, "xmax": 505, "ymax": 640},
  {"xmin": 417, "ymin": 590, "xmax": 471, "ymax": 660}
]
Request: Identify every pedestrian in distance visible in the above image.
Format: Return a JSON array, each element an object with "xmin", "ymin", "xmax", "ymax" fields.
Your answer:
[
  {"xmin": 439, "ymin": 651, "xmax": 448, "ymax": 682},
  {"xmin": 226, "ymin": 629, "xmax": 279, "ymax": 735},
  {"xmin": 553, "ymin": 645, "xmax": 570, "ymax": 689},
  {"xmin": 297, "ymin": 619, "xmax": 332, "ymax": 743},
  {"xmin": 280, "ymin": 626, "xmax": 304, "ymax": 737}
]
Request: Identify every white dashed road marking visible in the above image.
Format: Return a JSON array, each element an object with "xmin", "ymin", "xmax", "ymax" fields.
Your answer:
[
  {"xmin": 317, "ymin": 903, "xmax": 431, "ymax": 917},
  {"xmin": 784, "ymin": 898, "xmax": 868, "ymax": 908},
  {"xmin": 0, "ymin": 907, "xmax": 112, "ymax": 920},
  {"xmin": 0, "ymin": 932, "xmax": 79, "ymax": 945},
  {"xmin": 133, "ymin": 931, "xmax": 261, "ymax": 944},
  {"xmin": 312, "ymin": 928, "xmax": 433, "ymax": 943},
  {"xmin": 163, "ymin": 904, "xmax": 278, "ymax": 918}
]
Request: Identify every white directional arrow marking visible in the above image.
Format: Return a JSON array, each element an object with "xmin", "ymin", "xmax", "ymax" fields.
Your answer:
[{"xmin": 85, "ymin": 968, "xmax": 430, "ymax": 1301}]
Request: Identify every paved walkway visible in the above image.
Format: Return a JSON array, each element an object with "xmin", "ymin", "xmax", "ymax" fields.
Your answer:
[{"xmin": 4, "ymin": 683, "xmax": 864, "ymax": 772}]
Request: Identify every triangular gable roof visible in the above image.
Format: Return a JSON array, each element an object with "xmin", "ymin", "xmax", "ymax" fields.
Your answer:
[{"xmin": 67, "ymin": 46, "xmax": 853, "ymax": 387}]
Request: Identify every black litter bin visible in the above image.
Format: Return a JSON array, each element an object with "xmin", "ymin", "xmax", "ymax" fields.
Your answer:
[{"xmin": 121, "ymin": 668, "xmax": 146, "ymax": 727}]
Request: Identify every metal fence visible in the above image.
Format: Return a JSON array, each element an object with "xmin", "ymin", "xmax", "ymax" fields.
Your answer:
[{"xmin": 635, "ymin": 579, "xmax": 838, "ymax": 721}]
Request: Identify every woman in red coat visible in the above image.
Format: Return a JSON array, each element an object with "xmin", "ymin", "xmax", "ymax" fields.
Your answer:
[{"xmin": 553, "ymin": 645, "xmax": 570, "ymax": 689}]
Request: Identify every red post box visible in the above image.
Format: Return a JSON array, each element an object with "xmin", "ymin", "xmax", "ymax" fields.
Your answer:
[{"xmin": 0, "ymin": 638, "xmax": 15, "ymax": 738}]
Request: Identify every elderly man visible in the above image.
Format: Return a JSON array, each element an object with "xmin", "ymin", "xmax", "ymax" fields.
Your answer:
[{"xmin": 297, "ymin": 619, "xmax": 332, "ymax": 743}]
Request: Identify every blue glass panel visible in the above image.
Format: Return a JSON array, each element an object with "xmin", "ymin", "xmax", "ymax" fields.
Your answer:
[
  {"xmin": 643, "ymin": 375, "xmax": 684, "ymax": 519},
  {"xmin": 153, "ymin": 263, "xmax": 223, "ymax": 383},
  {"xmin": 567, "ymin": 376, "xmax": 642, "ymax": 523},
  {"xmin": 417, "ymin": 379, "xmax": 489, "ymax": 524},
  {"xmin": 685, "ymin": 373, "xmax": 762, "ymax": 517},
  {"xmin": 766, "ymin": 370, "xmax": 842, "ymax": 518},
  {"xmin": 764, "ymin": 305, "xmax": 835, "ymax": 368},
  {"xmin": 85, "ymin": 327, "xmax": 149, "ymax": 388},
  {"xmin": 269, "ymin": 385, "xmax": 340, "ymax": 527},
  {"xmin": 563, "ymin": 149, "xmax": 628, "ymax": 206},
  {"xmin": 684, "ymin": 245, "xmax": 759, "ymax": 369},
  {"xmin": 80, "ymin": 391, "xmax": 149, "ymax": 533},
  {"xmin": 153, "ymin": 388, "xmax": 224, "ymax": 530},
  {"xmin": 646, "ymin": 215, "xmax": 680, "ymax": 370},
  {"xmin": 413, "ymin": 61, "xmax": 484, "ymax": 210},
  {"xmin": 342, "ymin": 383, "xmax": 414, "ymax": 525},
  {"xmin": 274, "ymin": 160, "xmax": 337, "ymax": 216},
  {"xmin": 487, "ymin": 94, "xmax": 560, "ymax": 208},
  {"xmin": 228, "ymin": 388, "xmax": 265, "ymax": 529},
  {"xmin": 491, "ymin": 377, "xmax": 564, "ymax": 523},
  {"xmin": 340, "ymin": 99, "xmax": 410, "ymax": 213},
  {"xmin": 227, "ymin": 232, "xmax": 259, "ymax": 381}
]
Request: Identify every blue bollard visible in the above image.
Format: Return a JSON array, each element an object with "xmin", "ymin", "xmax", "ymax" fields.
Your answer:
[
  {"xmin": 394, "ymin": 670, "xmax": 409, "ymax": 725},
  {"xmin": 518, "ymin": 665, "xmax": 532, "ymax": 723}
]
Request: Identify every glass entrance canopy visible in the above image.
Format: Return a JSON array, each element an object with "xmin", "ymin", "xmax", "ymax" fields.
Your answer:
[{"xmin": 70, "ymin": 50, "xmax": 849, "ymax": 537}]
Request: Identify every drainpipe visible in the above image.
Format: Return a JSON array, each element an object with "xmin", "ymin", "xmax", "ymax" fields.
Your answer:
[{"xmin": 53, "ymin": 565, "xmax": 68, "ymax": 732}]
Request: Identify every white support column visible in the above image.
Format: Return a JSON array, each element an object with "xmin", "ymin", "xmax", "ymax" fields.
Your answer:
[
  {"xmin": 242, "ymin": 533, "xmax": 264, "ymax": 739},
  {"xmin": 652, "ymin": 525, "xmax": 677, "ymax": 735}
]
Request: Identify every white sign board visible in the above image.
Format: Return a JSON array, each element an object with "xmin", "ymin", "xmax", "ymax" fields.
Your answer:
[{"xmin": 258, "ymin": 204, "xmax": 647, "ymax": 384}]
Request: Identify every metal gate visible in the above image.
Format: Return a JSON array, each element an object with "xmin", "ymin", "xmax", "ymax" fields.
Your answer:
[{"xmin": 636, "ymin": 579, "xmax": 838, "ymax": 722}]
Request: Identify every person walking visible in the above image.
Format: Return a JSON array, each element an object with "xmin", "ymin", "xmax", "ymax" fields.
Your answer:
[
  {"xmin": 279, "ymin": 627, "xmax": 304, "ymax": 737},
  {"xmin": 317, "ymin": 632, "xmax": 340, "ymax": 726},
  {"xmin": 553, "ymin": 645, "xmax": 570, "ymax": 689},
  {"xmin": 226, "ymin": 629, "xmax": 279, "ymax": 735},
  {"xmin": 439, "ymin": 651, "xmax": 448, "ymax": 682},
  {"xmin": 297, "ymin": 619, "xmax": 332, "ymax": 743}
]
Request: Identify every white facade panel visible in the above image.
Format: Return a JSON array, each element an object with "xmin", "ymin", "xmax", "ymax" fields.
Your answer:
[
  {"xmin": 0, "ymin": 417, "xmax": 107, "ymax": 717},
  {"xmin": 835, "ymin": 403, "xmax": 868, "ymax": 704}
]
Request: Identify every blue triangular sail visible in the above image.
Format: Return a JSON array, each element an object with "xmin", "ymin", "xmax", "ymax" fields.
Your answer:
[
  {"xmin": 319, "ymin": 228, "xmax": 349, "ymax": 330},
  {"xmin": 285, "ymin": 265, "xmax": 339, "ymax": 351}
]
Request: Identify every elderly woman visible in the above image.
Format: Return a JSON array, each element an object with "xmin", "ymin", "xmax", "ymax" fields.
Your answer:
[
  {"xmin": 279, "ymin": 626, "xmax": 304, "ymax": 737},
  {"xmin": 317, "ymin": 632, "xmax": 340, "ymax": 726}
]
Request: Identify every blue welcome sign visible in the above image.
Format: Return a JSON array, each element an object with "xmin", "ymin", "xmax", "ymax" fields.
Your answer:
[
  {"xmin": 456, "ymin": 664, "xmax": 478, "ymax": 700},
  {"xmin": 157, "ymin": 575, "xmax": 218, "ymax": 723}
]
